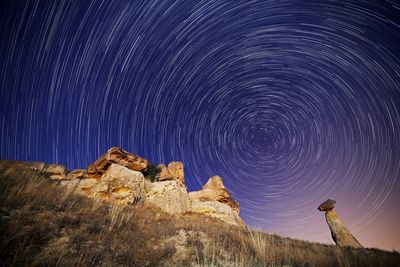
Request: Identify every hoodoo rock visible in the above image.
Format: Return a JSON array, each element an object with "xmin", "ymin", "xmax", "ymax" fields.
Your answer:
[
  {"xmin": 318, "ymin": 199, "xmax": 336, "ymax": 212},
  {"xmin": 189, "ymin": 176, "xmax": 242, "ymax": 226},
  {"xmin": 87, "ymin": 147, "xmax": 148, "ymax": 179},
  {"xmin": 318, "ymin": 199, "xmax": 363, "ymax": 248}
]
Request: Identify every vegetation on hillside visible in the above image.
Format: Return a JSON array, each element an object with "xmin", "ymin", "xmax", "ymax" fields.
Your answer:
[{"xmin": 0, "ymin": 160, "xmax": 399, "ymax": 267}]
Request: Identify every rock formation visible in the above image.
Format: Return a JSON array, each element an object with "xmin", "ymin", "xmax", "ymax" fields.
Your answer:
[
  {"xmin": 45, "ymin": 164, "xmax": 68, "ymax": 180},
  {"xmin": 167, "ymin": 162, "xmax": 185, "ymax": 183},
  {"xmin": 318, "ymin": 199, "xmax": 363, "ymax": 248},
  {"xmin": 91, "ymin": 164, "xmax": 145, "ymax": 204},
  {"xmin": 66, "ymin": 169, "xmax": 87, "ymax": 180},
  {"xmin": 157, "ymin": 162, "xmax": 185, "ymax": 184},
  {"xmin": 51, "ymin": 164, "xmax": 145, "ymax": 205},
  {"xmin": 145, "ymin": 180, "xmax": 191, "ymax": 213},
  {"xmin": 31, "ymin": 147, "xmax": 243, "ymax": 226},
  {"xmin": 189, "ymin": 176, "xmax": 239, "ymax": 212},
  {"xmin": 189, "ymin": 176, "xmax": 242, "ymax": 225},
  {"xmin": 87, "ymin": 147, "xmax": 148, "ymax": 179}
]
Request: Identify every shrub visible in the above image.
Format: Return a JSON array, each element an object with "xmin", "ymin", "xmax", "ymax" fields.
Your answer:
[{"xmin": 142, "ymin": 163, "xmax": 161, "ymax": 182}]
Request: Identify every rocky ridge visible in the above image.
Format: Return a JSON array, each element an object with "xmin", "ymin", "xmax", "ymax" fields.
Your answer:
[{"xmin": 29, "ymin": 147, "xmax": 244, "ymax": 226}]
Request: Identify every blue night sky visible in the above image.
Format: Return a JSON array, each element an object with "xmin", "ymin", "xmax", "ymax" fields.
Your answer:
[{"xmin": 1, "ymin": 0, "xmax": 400, "ymax": 250}]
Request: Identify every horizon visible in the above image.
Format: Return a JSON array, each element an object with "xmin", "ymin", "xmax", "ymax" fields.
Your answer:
[{"xmin": 1, "ymin": 0, "xmax": 399, "ymax": 251}]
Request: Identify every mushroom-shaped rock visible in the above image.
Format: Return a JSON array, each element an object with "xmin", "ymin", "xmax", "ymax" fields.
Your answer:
[
  {"xmin": 318, "ymin": 199, "xmax": 363, "ymax": 248},
  {"xmin": 318, "ymin": 199, "xmax": 336, "ymax": 211},
  {"xmin": 87, "ymin": 147, "xmax": 148, "ymax": 179}
]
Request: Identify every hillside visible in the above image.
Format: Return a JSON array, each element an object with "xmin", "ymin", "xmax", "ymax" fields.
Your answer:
[{"xmin": 0, "ymin": 155, "xmax": 399, "ymax": 266}]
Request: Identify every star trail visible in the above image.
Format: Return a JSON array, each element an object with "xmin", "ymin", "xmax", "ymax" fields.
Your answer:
[{"xmin": 1, "ymin": 0, "xmax": 400, "ymax": 251}]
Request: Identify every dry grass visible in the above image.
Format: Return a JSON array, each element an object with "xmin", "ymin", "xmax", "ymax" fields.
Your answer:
[{"xmin": 0, "ymin": 159, "xmax": 399, "ymax": 267}]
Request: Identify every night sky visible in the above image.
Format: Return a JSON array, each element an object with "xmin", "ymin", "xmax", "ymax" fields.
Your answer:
[{"xmin": 1, "ymin": 0, "xmax": 400, "ymax": 251}]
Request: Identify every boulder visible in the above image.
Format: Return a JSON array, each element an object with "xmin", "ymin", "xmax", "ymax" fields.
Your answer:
[
  {"xmin": 203, "ymin": 175, "xmax": 225, "ymax": 190},
  {"xmin": 318, "ymin": 199, "xmax": 363, "ymax": 248},
  {"xmin": 63, "ymin": 164, "xmax": 145, "ymax": 205},
  {"xmin": 318, "ymin": 199, "xmax": 336, "ymax": 211},
  {"xmin": 156, "ymin": 162, "xmax": 185, "ymax": 184},
  {"xmin": 95, "ymin": 164, "xmax": 145, "ymax": 204},
  {"xmin": 189, "ymin": 176, "xmax": 239, "ymax": 212},
  {"xmin": 45, "ymin": 164, "xmax": 68, "ymax": 180},
  {"xmin": 145, "ymin": 180, "xmax": 191, "ymax": 214},
  {"xmin": 167, "ymin": 162, "xmax": 185, "ymax": 184},
  {"xmin": 87, "ymin": 147, "xmax": 148, "ymax": 179}
]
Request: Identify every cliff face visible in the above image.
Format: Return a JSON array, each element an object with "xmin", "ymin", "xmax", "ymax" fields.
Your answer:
[{"xmin": 27, "ymin": 147, "xmax": 244, "ymax": 226}]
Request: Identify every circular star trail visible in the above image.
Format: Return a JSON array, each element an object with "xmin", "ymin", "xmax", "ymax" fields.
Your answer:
[{"xmin": 1, "ymin": 0, "xmax": 400, "ymax": 250}]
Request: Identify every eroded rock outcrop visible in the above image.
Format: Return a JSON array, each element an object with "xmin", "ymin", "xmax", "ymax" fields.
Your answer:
[
  {"xmin": 61, "ymin": 164, "xmax": 145, "ymax": 205},
  {"xmin": 45, "ymin": 164, "xmax": 68, "ymax": 180},
  {"xmin": 66, "ymin": 169, "xmax": 87, "ymax": 180},
  {"xmin": 87, "ymin": 147, "xmax": 148, "ymax": 179},
  {"xmin": 189, "ymin": 176, "xmax": 242, "ymax": 226},
  {"xmin": 93, "ymin": 164, "xmax": 145, "ymax": 204},
  {"xmin": 157, "ymin": 162, "xmax": 185, "ymax": 184},
  {"xmin": 31, "ymin": 147, "xmax": 244, "ymax": 227},
  {"xmin": 167, "ymin": 162, "xmax": 185, "ymax": 183},
  {"xmin": 318, "ymin": 199, "xmax": 363, "ymax": 248},
  {"xmin": 189, "ymin": 176, "xmax": 239, "ymax": 212},
  {"xmin": 145, "ymin": 180, "xmax": 191, "ymax": 214}
]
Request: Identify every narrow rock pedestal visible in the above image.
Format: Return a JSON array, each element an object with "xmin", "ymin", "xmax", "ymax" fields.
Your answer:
[{"xmin": 318, "ymin": 199, "xmax": 363, "ymax": 248}]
